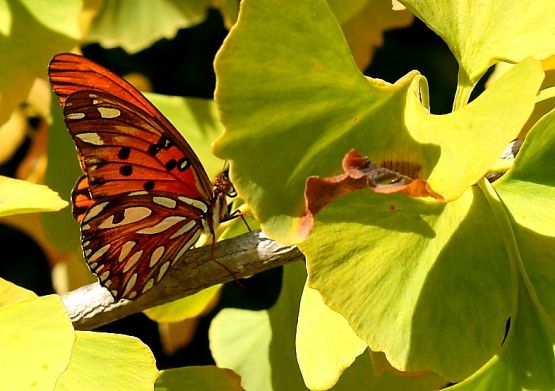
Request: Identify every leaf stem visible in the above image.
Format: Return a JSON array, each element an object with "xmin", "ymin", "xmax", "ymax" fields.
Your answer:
[
  {"xmin": 535, "ymin": 86, "xmax": 555, "ymax": 103},
  {"xmin": 453, "ymin": 69, "xmax": 475, "ymax": 111}
]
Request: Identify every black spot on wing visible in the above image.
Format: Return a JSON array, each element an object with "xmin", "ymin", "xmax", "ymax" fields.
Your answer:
[
  {"xmin": 165, "ymin": 159, "xmax": 177, "ymax": 171},
  {"xmin": 120, "ymin": 165, "xmax": 133, "ymax": 176},
  {"xmin": 118, "ymin": 147, "xmax": 131, "ymax": 160}
]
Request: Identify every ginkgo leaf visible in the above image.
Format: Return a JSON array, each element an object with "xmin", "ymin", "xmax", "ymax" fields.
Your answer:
[
  {"xmin": 0, "ymin": 175, "xmax": 68, "ymax": 217},
  {"xmin": 0, "ymin": 0, "xmax": 79, "ymax": 126},
  {"xmin": 55, "ymin": 331, "xmax": 158, "ymax": 391},
  {"xmin": 296, "ymin": 283, "xmax": 366, "ymax": 389},
  {"xmin": 0, "ymin": 278, "xmax": 37, "ymax": 307},
  {"xmin": 0, "ymin": 295, "xmax": 75, "ymax": 391},
  {"xmin": 300, "ymin": 186, "xmax": 513, "ymax": 381},
  {"xmin": 214, "ymin": 0, "xmax": 542, "ymax": 244},
  {"xmin": 86, "ymin": 0, "xmax": 213, "ymax": 53},
  {"xmin": 401, "ymin": 0, "xmax": 555, "ymax": 83},
  {"xmin": 144, "ymin": 285, "xmax": 220, "ymax": 323}
]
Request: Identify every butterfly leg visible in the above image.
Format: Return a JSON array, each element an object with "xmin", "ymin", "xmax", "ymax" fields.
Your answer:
[{"xmin": 223, "ymin": 208, "xmax": 252, "ymax": 232}]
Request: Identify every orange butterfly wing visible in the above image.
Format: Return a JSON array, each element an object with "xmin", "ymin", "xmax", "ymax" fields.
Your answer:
[{"xmin": 48, "ymin": 54, "xmax": 226, "ymax": 300}]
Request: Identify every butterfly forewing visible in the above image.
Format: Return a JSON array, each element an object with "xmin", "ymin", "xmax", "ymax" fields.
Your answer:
[
  {"xmin": 50, "ymin": 53, "xmax": 165, "ymax": 120},
  {"xmin": 81, "ymin": 194, "xmax": 206, "ymax": 300},
  {"xmin": 64, "ymin": 90, "xmax": 212, "ymax": 200}
]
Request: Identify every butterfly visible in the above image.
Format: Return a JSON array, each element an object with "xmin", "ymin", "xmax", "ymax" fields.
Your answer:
[{"xmin": 48, "ymin": 53, "xmax": 236, "ymax": 301}]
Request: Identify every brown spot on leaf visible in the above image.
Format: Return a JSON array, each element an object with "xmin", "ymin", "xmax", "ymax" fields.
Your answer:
[{"xmin": 300, "ymin": 148, "xmax": 444, "ymax": 238}]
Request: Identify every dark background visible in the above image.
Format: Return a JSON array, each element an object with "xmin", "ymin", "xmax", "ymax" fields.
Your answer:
[{"xmin": 1, "ymin": 10, "xmax": 477, "ymax": 369}]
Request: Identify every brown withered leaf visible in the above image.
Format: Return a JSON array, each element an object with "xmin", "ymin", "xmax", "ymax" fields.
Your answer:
[{"xmin": 301, "ymin": 149, "xmax": 444, "ymax": 237}]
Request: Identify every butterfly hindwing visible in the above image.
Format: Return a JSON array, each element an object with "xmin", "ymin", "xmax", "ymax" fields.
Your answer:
[
  {"xmin": 71, "ymin": 175, "xmax": 94, "ymax": 222},
  {"xmin": 81, "ymin": 193, "xmax": 207, "ymax": 300}
]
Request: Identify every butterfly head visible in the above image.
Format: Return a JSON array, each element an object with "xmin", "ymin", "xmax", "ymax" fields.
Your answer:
[{"xmin": 214, "ymin": 170, "xmax": 237, "ymax": 199}]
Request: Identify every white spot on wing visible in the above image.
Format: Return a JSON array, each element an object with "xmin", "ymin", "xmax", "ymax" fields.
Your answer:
[
  {"xmin": 153, "ymin": 196, "xmax": 177, "ymax": 209},
  {"xmin": 149, "ymin": 246, "xmax": 165, "ymax": 267},
  {"xmin": 178, "ymin": 196, "xmax": 208, "ymax": 213},
  {"xmin": 142, "ymin": 278, "xmax": 154, "ymax": 294},
  {"xmin": 170, "ymin": 220, "xmax": 196, "ymax": 239},
  {"xmin": 123, "ymin": 250, "xmax": 143, "ymax": 273},
  {"xmin": 83, "ymin": 201, "xmax": 109, "ymax": 222},
  {"xmin": 88, "ymin": 244, "xmax": 110, "ymax": 263},
  {"xmin": 82, "ymin": 224, "xmax": 91, "ymax": 231},
  {"xmin": 84, "ymin": 248, "xmax": 92, "ymax": 257},
  {"xmin": 137, "ymin": 216, "xmax": 187, "ymax": 235},
  {"xmin": 157, "ymin": 261, "xmax": 171, "ymax": 282},
  {"xmin": 128, "ymin": 291, "xmax": 137, "ymax": 299},
  {"xmin": 98, "ymin": 107, "xmax": 121, "ymax": 118},
  {"xmin": 99, "ymin": 270, "xmax": 110, "ymax": 282},
  {"xmin": 118, "ymin": 241, "xmax": 136, "ymax": 262},
  {"xmin": 66, "ymin": 112, "xmax": 85, "ymax": 120},
  {"xmin": 123, "ymin": 273, "xmax": 138, "ymax": 297},
  {"xmin": 128, "ymin": 191, "xmax": 149, "ymax": 196},
  {"xmin": 179, "ymin": 159, "xmax": 189, "ymax": 170},
  {"xmin": 89, "ymin": 93, "xmax": 98, "ymax": 98},
  {"xmin": 75, "ymin": 133, "xmax": 104, "ymax": 145},
  {"xmin": 99, "ymin": 207, "xmax": 152, "ymax": 229}
]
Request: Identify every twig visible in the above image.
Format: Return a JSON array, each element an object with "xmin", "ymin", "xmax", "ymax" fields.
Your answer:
[{"xmin": 62, "ymin": 231, "xmax": 303, "ymax": 330}]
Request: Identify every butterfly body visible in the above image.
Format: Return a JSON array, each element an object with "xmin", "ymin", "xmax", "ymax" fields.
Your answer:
[{"xmin": 49, "ymin": 53, "xmax": 233, "ymax": 300}]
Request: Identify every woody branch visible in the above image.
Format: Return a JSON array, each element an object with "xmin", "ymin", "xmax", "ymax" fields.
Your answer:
[{"xmin": 62, "ymin": 231, "xmax": 303, "ymax": 330}]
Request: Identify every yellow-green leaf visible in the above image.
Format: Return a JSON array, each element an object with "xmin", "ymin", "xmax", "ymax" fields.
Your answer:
[
  {"xmin": 0, "ymin": 278, "xmax": 37, "ymax": 307},
  {"xmin": 0, "ymin": 295, "xmax": 75, "ymax": 391},
  {"xmin": 401, "ymin": 0, "xmax": 555, "ymax": 83},
  {"xmin": 296, "ymin": 283, "xmax": 366, "ymax": 390},
  {"xmin": 0, "ymin": 175, "xmax": 68, "ymax": 217},
  {"xmin": 86, "ymin": 0, "xmax": 212, "ymax": 53},
  {"xmin": 55, "ymin": 331, "xmax": 158, "ymax": 391},
  {"xmin": 300, "ymin": 187, "xmax": 513, "ymax": 381},
  {"xmin": 406, "ymin": 57, "xmax": 543, "ymax": 200},
  {"xmin": 449, "ymin": 285, "xmax": 555, "ymax": 390},
  {"xmin": 0, "ymin": 0, "xmax": 80, "ymax": 125},
  {"xmin": 495, "ymin": 108, "xmax": 555, "ymax": 237},
  {"xmin": 144, "ymin": 285, "xmax": 221, "ymax": 323},
  {"xmin": 209, "ymin": 262, "xmax": 307, "ymax": 391}
]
